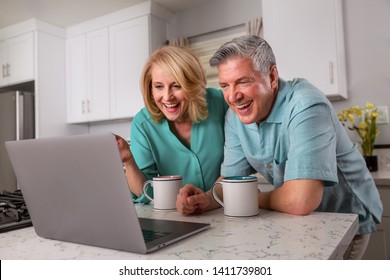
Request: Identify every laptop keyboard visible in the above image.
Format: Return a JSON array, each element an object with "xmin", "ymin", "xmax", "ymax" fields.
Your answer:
[{"xmin": 142, "ymin": 229, "xmax": 170, "ymax": 243}]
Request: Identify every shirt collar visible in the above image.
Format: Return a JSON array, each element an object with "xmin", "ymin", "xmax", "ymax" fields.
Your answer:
[{"xmin": 262, "ymin": 78, "xmax": 289, "ymax": 124}]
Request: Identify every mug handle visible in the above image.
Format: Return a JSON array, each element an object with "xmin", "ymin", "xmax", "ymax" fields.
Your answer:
[
  {"xmin": 142, "ymin": 180, "xmax": 154, "ymax": 203},
  {"xmin": 212, "ymin": 182, "xmax": 224, "ymax": 207}
]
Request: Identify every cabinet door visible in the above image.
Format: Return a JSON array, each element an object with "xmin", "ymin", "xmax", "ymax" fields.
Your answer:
[
  {"xmin": 362, "ymin": 186, "xmax": 390, "ymax": 259},
  {"xmin": 67, "ymin": 29, "xmax": 110, "ymax": 123},
  {"xmin": 362, "ymin": 217, "xmax": 390, "ymax": 259},
  {"xmin": 66, "ymin": 35, "xmax": 88, "ymax": 123},
  {"xmin": 262, "ymin": 0, "xmax": 347, "ymax": 99},
  {"xmin": 86, "ymin": 28, "xmax": 110, "ymax": 121},
  {"xmin": 0, "ymin": 32, "xmax": 34, "ymax": 87},
  {"xmin": 0, "ymin": 40, "xmax": 7, "ymax": 87},
  {"xmin": 110, "ymin": 16, "xmax": 149, "ymax": 119},
  {"xmin": 7, "ymin": 32, "xmax": 34, "ymax": 85}
]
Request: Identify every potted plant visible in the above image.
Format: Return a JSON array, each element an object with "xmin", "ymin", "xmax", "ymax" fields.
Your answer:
[{"xmin": 337, "ymin": 102, "xmax": 379, "ymax": 171}]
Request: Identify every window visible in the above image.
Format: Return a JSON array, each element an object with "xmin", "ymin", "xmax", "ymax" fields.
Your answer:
[{"xmin": 189, "ymin": 27, "xmax": 245, "ymax": 88}]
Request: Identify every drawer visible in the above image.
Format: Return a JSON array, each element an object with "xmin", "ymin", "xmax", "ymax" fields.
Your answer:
[{"xmin": 377, "ymin": 186, "xmax": 390, "ymax": 217}]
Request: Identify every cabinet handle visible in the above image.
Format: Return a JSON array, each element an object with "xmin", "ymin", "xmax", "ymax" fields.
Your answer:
[
  {"xmin": 82, "ymin": 100, "xmax": 86, "ymax": 114},
  {"xmin": 6, "ymin": 63, "xmax": 10, "ymax": 77},
  {"xmin": 329, "ymin": 61, "xmax": 334, "ymax": 84},
  {"xmin": 87, "ymin": 99, "xmax": 91, "ymax": 113},
  {"xmin": 2, "ymin": 64, "xmax": 6, "ymax": 78}
]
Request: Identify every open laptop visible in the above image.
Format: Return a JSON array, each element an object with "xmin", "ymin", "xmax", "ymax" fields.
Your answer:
[{"xmin": 5, "ymin": 133, "xmax": 210, "ymax": 254}]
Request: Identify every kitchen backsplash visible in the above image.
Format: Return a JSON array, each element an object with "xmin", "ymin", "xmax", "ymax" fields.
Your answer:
[{"xmin": 373, "ymin": 147, "xmax": 390, "ymax": 177}]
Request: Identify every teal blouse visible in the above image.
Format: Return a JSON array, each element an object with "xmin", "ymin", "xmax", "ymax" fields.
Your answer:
[{"xmin": 130, "ymin": 88, "xmax": 228, "ymax": 203}]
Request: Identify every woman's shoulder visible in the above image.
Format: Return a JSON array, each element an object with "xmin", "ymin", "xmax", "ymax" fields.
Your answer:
[
  {"xmin": 205, "ymin": 87, "xmax": 224, "ymax": 99},
  {"xmin": 133, "ymin": 108, "xmax": 153, "ymax": 126},
  {"xmin": 205, "ymin": 87, "xmax": 228, "ymax": 112}
]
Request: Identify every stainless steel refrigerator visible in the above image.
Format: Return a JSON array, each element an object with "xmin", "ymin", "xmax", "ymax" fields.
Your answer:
[{"xmin": 0, "ymin": 91, "xmax": 35, "ymax": 192}]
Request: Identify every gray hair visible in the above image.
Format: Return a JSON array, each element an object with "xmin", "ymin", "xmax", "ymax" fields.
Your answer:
[{"xmin": 209, "ymin": 35, "xmax": 276, "ymax": 75}]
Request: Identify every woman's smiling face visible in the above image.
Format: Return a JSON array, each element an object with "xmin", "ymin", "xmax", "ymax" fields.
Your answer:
[{"xmin": 151, "ymin": 65, "xmax": 188, "ymax": 123}]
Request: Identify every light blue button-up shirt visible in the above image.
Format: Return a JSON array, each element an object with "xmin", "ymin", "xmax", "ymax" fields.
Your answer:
[
  {"xmin": 221, "ymin": 78, "xmax": 383, "ymax": 234},
  {"xmin": 131, "ymin": 88, "xmax": 228, "ymax": 204}
]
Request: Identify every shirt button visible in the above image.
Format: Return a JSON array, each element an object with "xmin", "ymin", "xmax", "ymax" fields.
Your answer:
[{"xmin": 266, "ymin": 164, "xmax": 273, "ymax": 169}]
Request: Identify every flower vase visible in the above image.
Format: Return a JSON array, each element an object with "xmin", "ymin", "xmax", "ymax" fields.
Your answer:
[{"xmin": 364, "ymin": 155, "xmax": 378, "ymax": 172}]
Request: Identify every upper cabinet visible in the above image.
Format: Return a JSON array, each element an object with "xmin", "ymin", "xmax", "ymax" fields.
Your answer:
[
  {"xmin": 262, "ymin": 0, "xmax": 347, "ymax": 100},
  {"xmin": 66, "ymin": 28, "xmax": 110, "ymax": 123},
  {"xmin": 109, "ymin": 16, "xmax": 149, "ymax": 119},
  {"xmin": 0, "ymin": 19, "xmax": 88, "ymax": 138},
  {"xmin": 0, "ymin": 32, "xmax": 34, "ymax": 87},
  {"xmin": 66, "ymin": 1, "xmax": 173, "ymax": 123}
]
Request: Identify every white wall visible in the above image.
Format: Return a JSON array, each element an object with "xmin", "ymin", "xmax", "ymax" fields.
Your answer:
[
  {"xmin": 167, "ymin": 0, "xmax": 261, "ymax": 39},
  {"xmin": 90, "ymin": 0, "xmax": 390, "ymax": 145},
  {"xmin": 89, "ymin": 119, "xmax": 131, "ymax": 140},
  {"xmin": 330, "ymin": 0, "xmax": 390, "ymax": 145}
]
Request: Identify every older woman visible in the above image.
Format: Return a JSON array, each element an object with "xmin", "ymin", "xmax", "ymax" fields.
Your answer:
[{"xmin": 116, "ymin": 45, "xmax": 228, "ymax": 204}]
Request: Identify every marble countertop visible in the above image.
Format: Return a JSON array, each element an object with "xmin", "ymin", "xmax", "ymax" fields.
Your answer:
[{"xmin": 0, "ymin": 205, "xmax": 358, "ymax": 260}]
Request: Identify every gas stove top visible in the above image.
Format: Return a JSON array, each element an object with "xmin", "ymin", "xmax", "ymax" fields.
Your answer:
[{"xmin": 0, "ymin": 190, "xmax": 32, "ymax": 233}]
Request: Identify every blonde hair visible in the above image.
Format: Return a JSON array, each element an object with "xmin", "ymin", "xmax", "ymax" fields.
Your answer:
[{"xmin": 140, "ymin": 45, "xmax": 208, "ymax": 123}]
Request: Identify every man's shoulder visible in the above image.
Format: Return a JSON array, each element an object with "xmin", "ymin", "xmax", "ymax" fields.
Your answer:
[
  {"xmin": 280, "ymin": 78, "xmax": 331, "ymax": 113},
  {"xmin": 288, "ymin": 78, "xmax": 328, "ymax": 102}
]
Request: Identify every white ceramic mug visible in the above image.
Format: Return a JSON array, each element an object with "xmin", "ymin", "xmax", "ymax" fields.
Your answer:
[
  {"xmin": 212, "ymin": 176, "xmax": 259, "ymax": 217},
  {"xmin": 143, "ymin": 175, "xmax": 182, "ymax": 210}
]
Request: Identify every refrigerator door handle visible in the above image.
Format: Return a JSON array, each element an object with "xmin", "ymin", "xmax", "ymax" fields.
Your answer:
[
  {"xmin": 15, "ymin": 91, "xmax": 24, "ymax": 141},
  {"xmin": 6, "ymin": 63, "xmax": 11, "ymax": 77}
]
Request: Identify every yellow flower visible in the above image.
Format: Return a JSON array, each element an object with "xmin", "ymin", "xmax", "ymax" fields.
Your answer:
[
  {"xmin": 338, "ymin": 102, "xmax": 379, "ymax": 156},
  {"xmin": 337, "ymin": 113, "xmax": 346, "ymax": 122},
  {"xmin": 358, "ymin": 122, "xmax": 368, "ymax": 130},
  {"xmin": 348, "ymin": 113, "xmax": 355, "ymax": 123}
]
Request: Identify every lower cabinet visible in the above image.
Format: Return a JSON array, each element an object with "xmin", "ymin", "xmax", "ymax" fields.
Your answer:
[{"xmin": 363, "ymin": 185, "xmax": 390, "ymax": 259}]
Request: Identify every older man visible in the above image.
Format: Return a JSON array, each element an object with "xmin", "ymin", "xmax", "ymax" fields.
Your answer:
[{"xmin": 176, "ymin": 35, "xmax": 382, "ymax": 260}]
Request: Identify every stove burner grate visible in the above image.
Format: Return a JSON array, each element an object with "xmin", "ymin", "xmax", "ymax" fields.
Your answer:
[{"xmin": 0, "ymin": 190, "xmax": 32, "ymax": 233}]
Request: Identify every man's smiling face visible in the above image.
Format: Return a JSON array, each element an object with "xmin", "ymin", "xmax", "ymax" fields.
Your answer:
[{"xmin": 218, "ymin": 56, "xmax": 278, "ymax": 124}]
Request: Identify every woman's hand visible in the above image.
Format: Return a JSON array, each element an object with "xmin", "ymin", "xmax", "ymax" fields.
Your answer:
[
  {"xmin": 176, "ymin": 184, "xmax": 219, "ymax": 215},
  {"xmin": 115, "ymin": 134, "xmax": 133, "ymax": 164},
  {"xmin": 114, "ymin": 134, "xmax": 145, "ymax": 197}
]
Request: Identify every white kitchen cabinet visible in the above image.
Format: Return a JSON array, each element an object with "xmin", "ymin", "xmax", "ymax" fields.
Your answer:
[
  {"xmin": 66, "ymin": 35, "xmax": 87, "ymax": 123},
  {"xmin": 109, "ymin": 16, "xmax": 149, "ymax": 119},
  {"xmin": 65, "ymin": 1, "xmax": 172, "ymax": 123},
  {"xmin": 262, "ymin": 0, "xmax": 347, "ymax": 100},
  {"xmin": 0, "ymin": 32, "xmax": 34, "ymax": 87},
  {"xmin": 66, "ymin": 28, "xmax": 110, "ymax": 123},
  {"xmin": 0, "ymin": 19, "xmax": 88, "ymax": 138}
]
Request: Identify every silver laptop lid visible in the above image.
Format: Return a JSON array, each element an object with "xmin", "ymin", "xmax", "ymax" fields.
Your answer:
[{"xmin": 6, "ymin": 133, "xmax": 148, "ymax": 253}]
